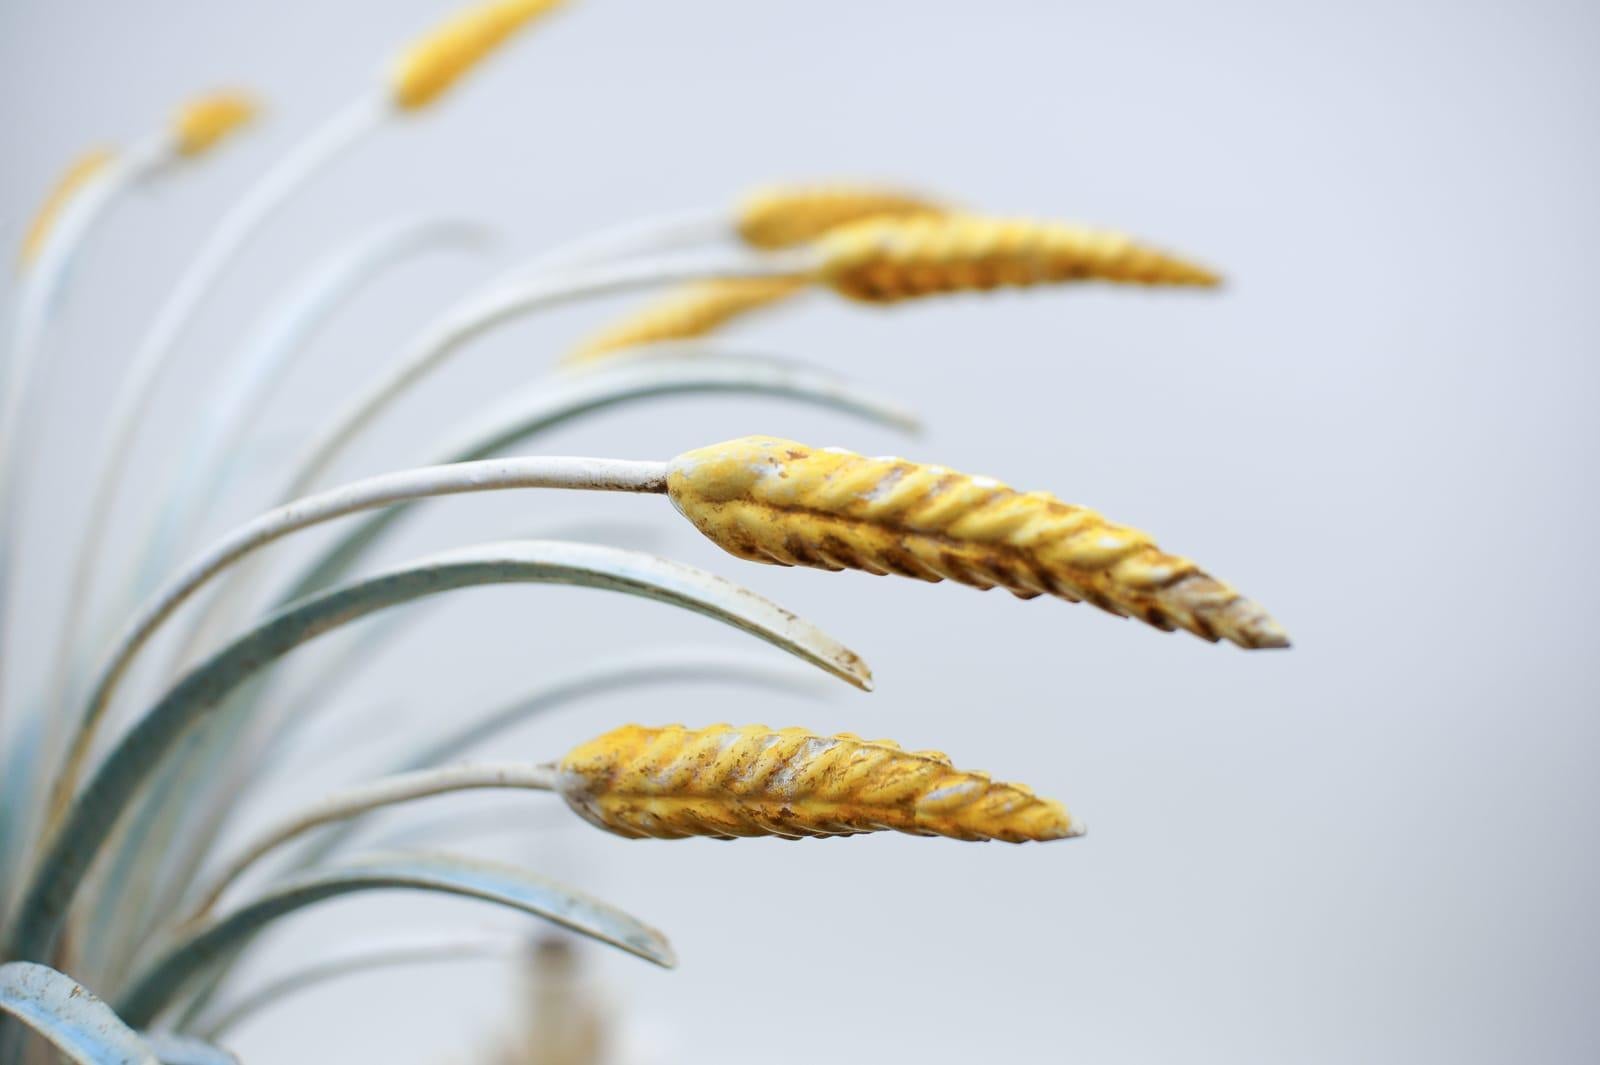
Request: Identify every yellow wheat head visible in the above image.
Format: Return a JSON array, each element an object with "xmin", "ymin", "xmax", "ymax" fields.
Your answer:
[
  {"xmin": 18, "ymin": 148, "xmax": 114, "ymax": 269},
  {"xmin": 391, "ymin": 0, "xmax": 564, "ymax": 111},
  {"xmin": 565, "ymin": 182, "xmax": 946, "ymax": 364},
  {"xmin": 565, "ymin": 278, "xmax": 808, "ymax": 363},
  {"xmin": 736, "ymin": 183, "xmax": 947, "ymax": 251},
  {"xmin": 667, "ymin": 436, "xmax": 1289, "ymax": 649},
  {"xmin": 556, "ymin": 723, "xmax": 1080, "ymax": 843},
  {"xmin": 173, "ymin": 91, "xmax": 259, "ymax": 158},
  {"xmin": 813, "ymin": 214, "xmax": 1222, "ymax": 301}
]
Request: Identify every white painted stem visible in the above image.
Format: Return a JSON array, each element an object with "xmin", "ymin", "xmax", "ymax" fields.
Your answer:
[
  {"xmin": 186, "ymin": 763, "xmax": 560, "ymax": 920},
  {"xmin": 505, "ymin": 205, "xmax": 729, "ymax": 280},
  {"xmin": 49, "ymin": 455, "xmax": 667, "ymax": 822},
  {"xmin": 283, "ymin": 249, "xmax": 801, "ymax": 501},
  {"xmin": 41, "ymin": 95, "xmax": 385, "ymax": 742},
  {"xmin": 0, "ymin": 141, "xmax": 168, "ymax": 719},
  {"xmin": 158, "ymin": 251, "xmax": 802, "ymax": 684},
  {"xmin": 127, "ymin": 215, "xmax": 490, "ymax": 605}
]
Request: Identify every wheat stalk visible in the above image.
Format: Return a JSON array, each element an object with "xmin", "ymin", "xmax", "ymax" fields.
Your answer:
[
  {"xmin": 188, "ymin": 763, "xmax": 562, "ymax": 919},
  {"xmin": 735, "ymin": 183, "xmax": 946, "ymax": 250},
  {"xmin": 170, "ymin": 92, "xmax": 259, "ymax": 158},
  {"xmin": 813, "ymin": 213, "xmax": 1221, "ymax": 300},
  {"xmin": 34, "ymin": 99, "xmax": 384, "ymax": 769},
  {"xmin": 12, "ymin": 541, "xmax": 873, "ymax": 967},
  {"xmin": 56, "ymin": 458, "xmax": 669, "ymax": 821},
  {"xmin": 666, "ymin": 435, "xmax": 1289, "ymax": 649},
  {"xmin": 554, "ymin": 723, "xmax": 1081, "ymax": 843},
  {"xmin": 128, "ymin": 216, "xmax": 489, "ymax": 605},
  {"xmin": 40, "ymin": 0, "xmax": 572, "ymax": 817},
  {"xmin": 390, "ymin": 0, "xmax": 566, "ymax": 110},
  {"xmin": 0, "ymin": 104, "xmax": 265, "ymax": 897}
]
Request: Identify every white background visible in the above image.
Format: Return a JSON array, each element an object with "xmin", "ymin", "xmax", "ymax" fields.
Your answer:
[{"xmin": 2, "ymin": 1, "xmax": 1596, "ymax": 1062}]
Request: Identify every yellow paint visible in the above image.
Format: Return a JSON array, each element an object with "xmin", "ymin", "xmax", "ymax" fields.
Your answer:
[
  {"xmin": 735, "ymin": 184, "xmax": 946, "ymax": 251},
  {"xmin": 815, "ymin": 214, "xmax": 1222, "ymax": 301},
  {"xmin": 18, "ymin": 148, "xmax": 113, "ymax": 269},
  {"xmin": 557, "ymin": 723, "xmax": 1081, "ymax": 843},
  {"xmin": 667, "ymin": 436, "xmax": 1289, "ymax": 649},
  {"xmin": 391, "ymin": 0, "xmax": 564, "ymax": 111},
  {"xmin": 564, "ymin": 278, "xmax": 807, "ymax": 364},
  {"xmin": 173, "ymin": 92, "xmax": 259, "ymax": 158}
]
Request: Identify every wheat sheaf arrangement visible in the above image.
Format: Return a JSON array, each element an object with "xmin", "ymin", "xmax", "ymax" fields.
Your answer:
[{"xmin": 0, "ymin": 2, "xmax": 1286, "ymax": 1061}]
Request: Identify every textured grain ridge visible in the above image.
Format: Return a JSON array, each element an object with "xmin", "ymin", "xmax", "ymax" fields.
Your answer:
[
  {"xmin": 173, "ymin": 91, "xmax": 259, "ymax": 157},
  {"xmin": 556, "ymin": 723, "xmax": 1080, "ymax": 842},
  {"xmin": 816, "ymin": 214, "xmax": 1221, "ymax": 301},
  {"xmin": 667, "ymin": 436, "xmax": 1288, "ymax": 649}
]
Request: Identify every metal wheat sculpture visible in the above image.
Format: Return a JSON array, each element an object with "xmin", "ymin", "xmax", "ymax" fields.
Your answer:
[{"xmin": 0, "ymin": 2, "xmax": 1287, "ymax": 1061}]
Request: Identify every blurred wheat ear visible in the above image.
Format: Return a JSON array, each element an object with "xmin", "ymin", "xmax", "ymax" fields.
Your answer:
[{"xmin": 14, "ymin": 149, "xmax": 115, "ymax": 270}]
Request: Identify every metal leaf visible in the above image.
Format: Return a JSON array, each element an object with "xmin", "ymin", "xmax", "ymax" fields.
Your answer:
[
  {"xmin": 8, "ymin": 540, "xmax": 870, "ymax": 965},
  {"xmin": 0, "ymin": 961, "xmax": 159, "ymax": 1065},
  {"xmin": 116, "ymin": 852, "xmax": 674, "ymax": 1027}
]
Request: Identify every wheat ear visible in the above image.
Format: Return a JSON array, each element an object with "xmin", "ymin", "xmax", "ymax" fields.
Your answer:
[
  {"xmin": 563, "ymin": 183, "xmax": 946, "ymax": 363},
  {"xmin": 667, "ymin": 435, "xmax": 1288, "ymax": 649},
  {"xmin": 813, "ymin": 214, "xmax": 1221, "ymax": 300},
  {"xmin": 16, "ymin": 149, "xmax": 115, "ymax": 270},
  {"xmin": 565, "ymin": 278, "xmax": 808, "ymax": 362},
  {"xmin": 735, "ymin": 183, "xmax": 947, "ymax": 250},
  {"xmin": 565, "ymin": 202, "xmax": 1214, "ymax": 361},
  {"xmin": 391, "ymin": 0, "xmax": 565, "ymax": 110},
  {"xmin": 555, "ymin": 723, "xmax": 1080, "ymax": 843},
  {"xmin": 171, "ymin": 91, "xmax": 259, "ymax": 158}
]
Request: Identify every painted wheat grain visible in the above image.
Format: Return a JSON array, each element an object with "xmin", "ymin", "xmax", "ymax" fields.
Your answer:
[
  {"xmin": 171, "ymin": 91, "xmax": 259, "ymax": 158},
  {"xmin": 815, "ymin": 213, "xmax": 1221, "ymax": 300},
  {"xmin": 666, "ymin": 435, "xmax": 1288, "ymax": 648},
  {"xmin": 555, "ymin": 723, "xmax": 1080, "ymax": 842}
]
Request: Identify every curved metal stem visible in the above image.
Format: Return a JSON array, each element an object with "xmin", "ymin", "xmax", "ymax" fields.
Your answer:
[
  {"xmin": 0, "ymin": 139, "xmax": 170, "ymax": 920},
  {"xmin": 39, "ymin": 95, "xmax": 384, "ymax": 764},
  {"xmin": 187, "ymin": 763, "xmax": 559, "ymax": 919},
  {"xmin": 51, "ymin": 456, "xmax": 668, "ymax": 823},
  {"xmin": 127, "ymin": 216, "xmax": 490, "ymax": 606},
  {"xmin": 284, "ymin": 250, "xmax": 802, "ymax": 501},
  {"xmin": 7, "ymin": 539, "xmax": 870, "ymax": 966}
]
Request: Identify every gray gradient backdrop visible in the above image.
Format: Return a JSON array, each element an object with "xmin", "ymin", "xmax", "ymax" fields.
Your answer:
[{"xmin": 2, "ymin": 1, "xmax": 1596, "ymax": 1062}]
